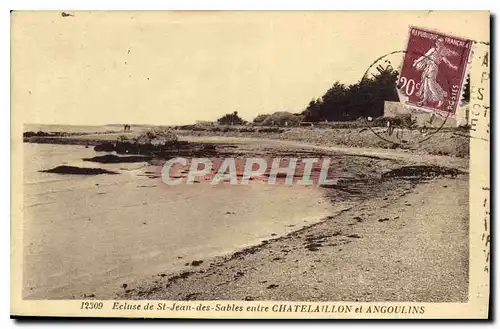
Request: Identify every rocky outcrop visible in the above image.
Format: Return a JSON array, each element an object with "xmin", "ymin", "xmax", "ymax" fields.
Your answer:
[{"xmin": 40, "ymin": 166, "xmax": 119, "ymax": 175}]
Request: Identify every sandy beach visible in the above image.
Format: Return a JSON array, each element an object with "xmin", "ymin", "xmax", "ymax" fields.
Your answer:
[
  {"xmin": 22, "ymin": 131, "xmax": 468, "ymax": 301},
  {"xmin": 23, "ymin": 142, "xmax": 337, "ymax": 299},
  {"xmin": 128, "ymin": 176, "xmax": 467, "ymax": 302}
]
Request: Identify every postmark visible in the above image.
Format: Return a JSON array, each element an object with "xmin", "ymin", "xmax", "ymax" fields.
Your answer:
[
  {"xmin": 362, "ymin": 27, "xmax": 474, "ymax": 146},
  {"xmin": 361, "ymin": 50, "xmax": 454, "ymax": 145}
]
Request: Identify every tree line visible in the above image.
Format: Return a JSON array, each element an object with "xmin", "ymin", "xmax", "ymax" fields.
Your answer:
[
  {"xmin": 302, "ymin": 68, "xmax": 400, "ymax": 122},
  {"xmin": 215, "ymin": 68, "xmax": 478, "ymax": 125}
]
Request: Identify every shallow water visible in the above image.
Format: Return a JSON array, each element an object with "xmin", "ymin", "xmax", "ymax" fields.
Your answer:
[{"xmin": 23, "ymin": 143, "xmax": 339, "ymax": 299}]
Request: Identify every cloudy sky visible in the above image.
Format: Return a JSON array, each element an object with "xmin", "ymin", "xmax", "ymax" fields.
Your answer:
[{"xmin": 12, "ymin": 11, "xmax": 488, "ymax": 125}]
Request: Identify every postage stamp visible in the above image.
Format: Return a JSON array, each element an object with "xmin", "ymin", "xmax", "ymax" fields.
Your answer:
[
  {"xmin": 398, "ymin": 26, "xmax": 473, "ymax": 117},
  {"xmin": 10, "ymin": 11, "xmax": 490, "ymax": 320}
]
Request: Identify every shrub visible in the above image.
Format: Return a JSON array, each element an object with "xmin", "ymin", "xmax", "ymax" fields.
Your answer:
[
  {"xmin": 261, "ymin": 111, "xmax": 303, "ymax": 126},
  {"xmin": 253, "ymin": 114, "xmax": 271, "ymax": 124},
  {"xmin": 135, "ymin": 128, "xmax": 178, "ymax": 145},
  {"xmin": 217, "ymin": 111, "xmax": 246, "ymax": 125}
]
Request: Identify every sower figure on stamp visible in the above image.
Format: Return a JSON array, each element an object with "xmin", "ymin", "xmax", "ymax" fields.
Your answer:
[{"xmin": 413, "ymin": 38, "xmax": 459, "ymax": 108}]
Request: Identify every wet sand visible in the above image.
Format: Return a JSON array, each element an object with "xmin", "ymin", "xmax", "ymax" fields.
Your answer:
[
  {"xmin": 127, "ymin": 176, "xmax": 468, "ymax": 302},
  {"xmin": 23, "ymin": 143, "xmax": 337, "ymax": 299}
]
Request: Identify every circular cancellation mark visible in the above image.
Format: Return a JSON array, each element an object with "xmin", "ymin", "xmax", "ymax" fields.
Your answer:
[{"xmin": 361, "ymin": 49, "xmax": 457, "ymax": 145}]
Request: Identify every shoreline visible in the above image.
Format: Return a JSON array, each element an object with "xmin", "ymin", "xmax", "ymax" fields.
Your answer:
[
  {"xmin": 22, "ymin": 133, "xmax": 469, "ymax": 301},
  {"xmin": 23, "ymin": 133, "xmax": 469, "ymax": 171},
  {"xmin": 23, "ymin": 123, "xmax": 470, "ymax": 159},
  {"xmin": 119, "ymin": 175, "xmax": 468, "ymax": 302}
]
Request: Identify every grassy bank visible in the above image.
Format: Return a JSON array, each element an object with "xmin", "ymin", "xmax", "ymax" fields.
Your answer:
[{"xmin": 174, "ymin": 126, "xmax": 469, "ymax": 158}]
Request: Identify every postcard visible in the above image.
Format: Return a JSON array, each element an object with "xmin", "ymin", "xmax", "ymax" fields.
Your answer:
[{"xmin": 11, "ymin": 10, "xmax": 490, "ymax": 319}]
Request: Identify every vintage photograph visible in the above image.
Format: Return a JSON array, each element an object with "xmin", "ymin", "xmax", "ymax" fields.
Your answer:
[{"xmin": 11, "ymin": 11, "xmax": 490, "ymax": 318}]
